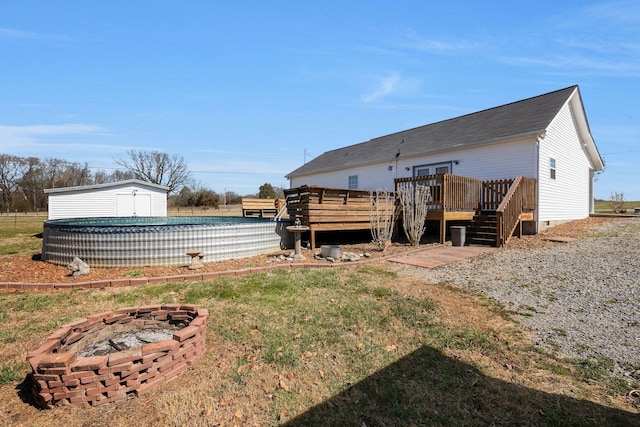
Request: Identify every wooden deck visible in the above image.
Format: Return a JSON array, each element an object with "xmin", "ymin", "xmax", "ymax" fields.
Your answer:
[
  {"xmin": 283, "ymin": 186, "xmax": 394, "ymax": 249},
  {"xmin": 241, "ymin": 197, "xmax": 285, "ymax": 218},
  {"xmin": 284, "ymin": 174, "xmax": 537, "ymax": 248},
  {"xmin": 395, "ymin": 174, "xmax": 482, "ymax": 244}
]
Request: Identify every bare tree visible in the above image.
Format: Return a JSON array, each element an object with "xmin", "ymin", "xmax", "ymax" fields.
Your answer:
[
  {"xmin": 369, "ymin": 189, "xmax": 397, "ymax": 251},
  {"xmin": 115, "ymin": 150, "xmax": 191, "ymax": 193},
  {"xmin": 18, "ymin": 157, "xmax": 44, "ymax": 210},
  {"xmin": 0, "ymin": 154, "xmax": 28, "ymax": 210},
  {"xmin": 40, "ymin": 158, "xmax": 91, "ymax": 189},
  {"xmin": 398, "ymin": 183, "xmax": 430, "ymax": 246},
  {"xmin": 609, "ymin": 191, "xmax": 625, "ymax": 213}
]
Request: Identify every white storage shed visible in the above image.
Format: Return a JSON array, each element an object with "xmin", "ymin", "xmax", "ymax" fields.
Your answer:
[{"xmin": 44, "ymin": 179, "xmax": 169, "ymax": 220}]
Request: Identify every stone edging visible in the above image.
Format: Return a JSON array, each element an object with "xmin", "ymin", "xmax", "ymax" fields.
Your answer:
[
  {"xmin": 0, "ymin": 248, "xmax": 441, "ymax": 292},
  {"xmin": 0, "ymin": 261, "xmax": 355, "ymax": 291}
]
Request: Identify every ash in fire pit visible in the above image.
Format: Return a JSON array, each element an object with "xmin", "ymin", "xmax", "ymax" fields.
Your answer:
[
  {"xmin": 79, "ymin": 327, "xmax": 178, "ymax": 357},
  {"xmin": 27, "ymin": 305, "xmax": 208, "ymax": 408}
]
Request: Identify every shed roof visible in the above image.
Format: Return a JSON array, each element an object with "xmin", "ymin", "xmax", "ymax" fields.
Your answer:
[
  {"xmin": 287, "ymin": 85, "xmax": 603, "ymax": 177},
  {"xmin": 44, "ymin": 179, "xmax": 170, "ymax": 194}
]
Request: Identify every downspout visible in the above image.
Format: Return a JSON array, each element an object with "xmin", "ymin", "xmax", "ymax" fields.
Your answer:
[
  {"xmin": 534, "ymin": 133, "xmax": 544, "ymax": 233},
  {"xmin": 589, "ymin": 169, "xmax": 595, "ymax": 214}
]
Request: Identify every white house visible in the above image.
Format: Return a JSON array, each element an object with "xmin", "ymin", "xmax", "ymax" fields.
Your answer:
[
  {"xmin": 44, "ymin": 179, "xmax": 169, "ymax": 220},
  {"xmin": 286, "ymin": 86, "xmax": 604, "ymax": 231}
]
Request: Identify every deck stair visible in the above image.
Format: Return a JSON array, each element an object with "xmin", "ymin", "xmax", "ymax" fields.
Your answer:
[{"xmin": 467, "ymin": 211, "xmax": 499, "ymax": 247}]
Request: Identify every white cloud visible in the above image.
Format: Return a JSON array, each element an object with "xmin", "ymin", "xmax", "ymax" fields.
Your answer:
[
  {"xmin": 189, "ymin": 156, "xmax": 296, "ymax": 177},
  {"xmin": 0, "ymin": 123, "xmax": 119, "ymax": 154},
  {"xmin": 584, "ymin": 0, "xmax": 640, "ymax": 25},
  {"xmin": 498, "ymin": 2, "xmax": 640, "ymax": 78},
  {"xmin": 361, "ymin": 73, "xmax": 421, "ymax": 103},
  {"xmin": 0, "ymin": 123, "xmax": 101, "ymax": 142},
  {"xmin": 499, "ymin": 52, "xmax": 640, "ymax": 78},
  {"xmin": 0, "ymin": 27, "xmax": 70, "ymax": 42},
  {"xmin": 394, "ymin": 30, "xmax": 484, "ymax": 54},
  {"xmin": 0, "ymin": 123, "xmax": 101, "ymax": 136},
  {"xmin": 361, "ymin": 74, "xmax": 400, "ymax": 103}
]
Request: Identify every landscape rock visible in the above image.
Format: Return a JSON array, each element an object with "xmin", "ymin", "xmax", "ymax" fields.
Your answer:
[
  {"xmin": 68, "ymin": 257, "xmax": 90, "ymax": 276},
  {"xmin": 341, "ymin": 252, "xmax": 361, "ymax": 262}
]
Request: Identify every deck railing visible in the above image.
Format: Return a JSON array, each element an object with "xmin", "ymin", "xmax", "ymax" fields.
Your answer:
[
  {"xmin": 495, "ymin": 177, "xmax": 537, "ymax": 247},
  {"xmin": 394, "ymin": 174, "xmax": 482, "ymax": 211},
  {"xmin": 481, "ymin": 178, "xmax": 513, "ymax": 211},
  {"xmin": 286, "ymin": 175, "xmax": 536, "ymax": 247},
  {"xmin": 282, "ymin": 185, "xmax": 393, "ymax": 248},
  {"xmin": 481, "ymin": 178, "xmax": 537, "ymax": 212}
]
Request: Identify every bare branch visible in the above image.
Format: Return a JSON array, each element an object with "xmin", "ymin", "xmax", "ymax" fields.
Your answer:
[
  {"xmin": 369, "ymin": 189, "xmax": 397, "ymax": 251},
  {"xmin": 398, "ymin": 183, "xmax": 430, "ymax": 246},
  {"xmin": 115, "ymin": 150, "xmax": 192, "ymax": 193}
]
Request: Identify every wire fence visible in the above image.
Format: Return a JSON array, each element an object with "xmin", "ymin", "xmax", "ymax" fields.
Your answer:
[
  {"xmin": 0, "ymin": 206, "xmax": 244, "ymax": 222},
  {"xmin": 0, "ymin": 210, "xmax": 48, "ymax": 217}
]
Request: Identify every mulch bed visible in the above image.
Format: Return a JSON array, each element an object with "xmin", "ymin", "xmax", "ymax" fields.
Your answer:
[
  {"xmin": 0, "ymin": 242, "xmax": 420, "ymax": 285},
  {"xmin": 0, "ymin": 216, "xmax": 618, "ymax": 285}
]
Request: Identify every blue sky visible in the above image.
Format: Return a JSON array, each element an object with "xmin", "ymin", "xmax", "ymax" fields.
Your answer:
[{"xmin": 1, "ymin": 1, "xmax": 638, "ymax": 199}]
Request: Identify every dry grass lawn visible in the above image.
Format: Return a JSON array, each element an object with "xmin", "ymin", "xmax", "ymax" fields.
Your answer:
[
  {"xmin": 1, "ymin": 215, "xmax": 639, "ymax": 426},
  {"xmin": 1, "ymin": 266, "xmax": 639, "ymax": 426}
]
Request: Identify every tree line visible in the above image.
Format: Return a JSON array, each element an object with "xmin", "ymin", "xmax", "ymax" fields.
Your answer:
[{"xmin": 0, "ymin": 150, "xmax": 284, "ymax": 212}]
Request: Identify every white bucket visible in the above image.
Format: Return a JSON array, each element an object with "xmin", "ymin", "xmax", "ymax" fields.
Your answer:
[{"xmin": 321, "ymin": 245, "xmax": 340, "ymax": 258}]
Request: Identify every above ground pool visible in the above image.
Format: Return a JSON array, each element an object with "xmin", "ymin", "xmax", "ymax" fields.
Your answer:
[{"xmin": 42, "ymin": 216, "xmax": 289, "ymax": 267}]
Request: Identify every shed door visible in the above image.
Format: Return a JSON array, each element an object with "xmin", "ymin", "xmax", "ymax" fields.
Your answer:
[{"xmin": 117, "ymin": 193, "xmax": 152, "ymax": 216}]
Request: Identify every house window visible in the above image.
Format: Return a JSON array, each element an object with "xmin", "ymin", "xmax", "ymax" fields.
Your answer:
[
  {"xmin": 348, "ymin": 175, "xmax": 358, "ymax": 189},
  {"xmin": 550, "ymin": 158, "xmax": 556, "ymax": 180},
  {"xmin": 414, "ymin": 162, "xmax": 452, "ymax": 177}
]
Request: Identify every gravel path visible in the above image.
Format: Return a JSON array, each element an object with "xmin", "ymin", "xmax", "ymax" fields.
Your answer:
[{"xmin": 392, "ymin": 218, "xmax": 640, "ymax": 380}]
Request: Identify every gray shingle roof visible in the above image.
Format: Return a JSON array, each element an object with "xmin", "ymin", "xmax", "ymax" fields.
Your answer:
[
  {"xmin": 44, "ymin": 179, "xmax": 170, "ymax": 194},
  {"xmin": 287, "ymin": 86, "xmax": 578, "ymax": 178}
]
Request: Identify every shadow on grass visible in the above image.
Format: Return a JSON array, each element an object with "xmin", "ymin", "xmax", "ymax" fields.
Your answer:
[
  {"xmin": 15, "ymin": 375, "xmax": 35, "ymax": 407},
  {"xmin": 286, "ymin": 346, "xmax": 638, "ymax": 426}
]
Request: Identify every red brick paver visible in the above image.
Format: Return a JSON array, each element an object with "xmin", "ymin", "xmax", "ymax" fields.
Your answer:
[{"xmin": 387, "ymin": 245, "xmax": 495, "ymax": 268}]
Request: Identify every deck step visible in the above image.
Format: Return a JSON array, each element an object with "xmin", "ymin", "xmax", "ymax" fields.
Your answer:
[{"xmin": 466, "ymin": 210, "xmax": 499, "ymax": 247}]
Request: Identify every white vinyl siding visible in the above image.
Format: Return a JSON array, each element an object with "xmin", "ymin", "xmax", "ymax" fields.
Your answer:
[
  {"xmin": 46, "ymin": 182, "xmax": 167, "ymax": 220},
  {"xmin": 290, "ymin": 163, "xmax": 399, "ymax": 191},
  {"xmin": 538, "ymin": 102, "xmax": 591, "ymax": 222},
  {"xmin": 49, "ymin": 191, "xmax": 119, "ymax": 219},
  {"xmin": 290, "ymin": 137, "xmax": 536, "ymax": 191}
]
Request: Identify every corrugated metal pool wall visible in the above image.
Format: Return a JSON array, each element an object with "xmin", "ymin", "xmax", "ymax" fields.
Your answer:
[{"xmin": 42, "ymin": 217, "xmax": 290, "ymax": 267}]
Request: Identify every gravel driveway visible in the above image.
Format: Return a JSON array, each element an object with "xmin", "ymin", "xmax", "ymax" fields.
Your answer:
[{"xmin": 391, "ymin": 218, "xmax": 640, "ymax": 380}]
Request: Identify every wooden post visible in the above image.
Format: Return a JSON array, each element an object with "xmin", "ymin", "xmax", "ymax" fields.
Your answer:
[
  {"xmin": 440, "ymin": 219, "xmax": 446, "ymax": 244},
  {"xmin": 517, "ymin": 216, "xmax": 522, "ymax": 239}
]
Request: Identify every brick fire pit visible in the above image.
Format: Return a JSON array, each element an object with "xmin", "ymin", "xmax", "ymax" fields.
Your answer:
[{"xmin": 26, "ymin": 304, "xmax": 208, "ymax": 408}]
